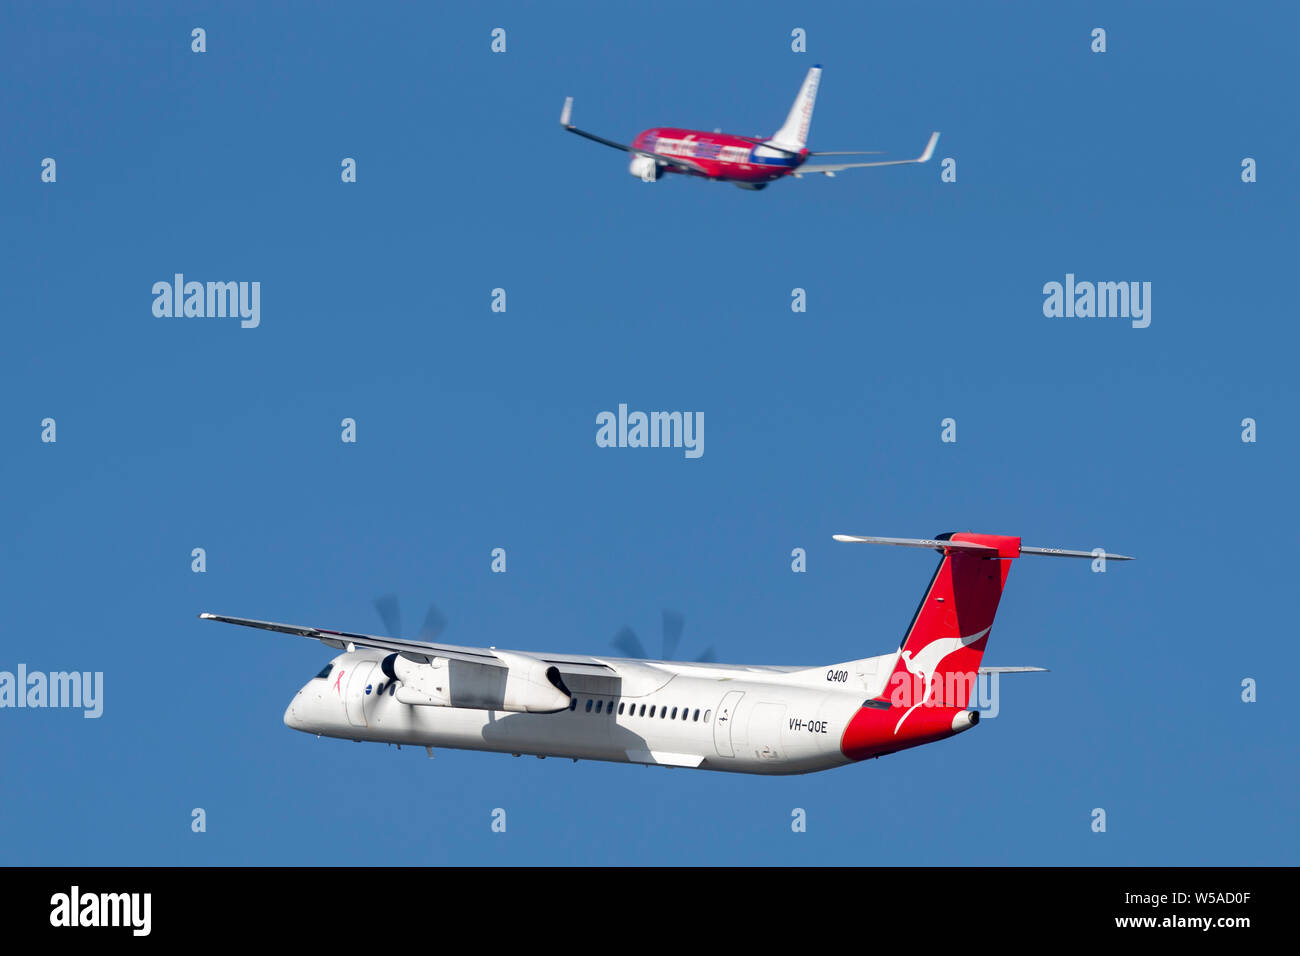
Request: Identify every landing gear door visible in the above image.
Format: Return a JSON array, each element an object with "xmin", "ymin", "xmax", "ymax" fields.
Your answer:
[
  {"xmin": 345, "ymin": 662, "xmax": 375, "ymax": 728},
  {"xmin": 713, "ymin": 691, "xmax": 744, "ymax": 758}
]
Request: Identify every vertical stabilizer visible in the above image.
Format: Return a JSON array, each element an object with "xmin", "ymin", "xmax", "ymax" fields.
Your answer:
[{"xmin": 768, "ymin": 66, "xmax": 821, "ymax": 151}]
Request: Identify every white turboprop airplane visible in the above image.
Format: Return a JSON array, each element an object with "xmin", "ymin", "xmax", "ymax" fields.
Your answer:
[{"xmin": 201, "ymin": 532, "xmax": 1131, "ymax": 775}]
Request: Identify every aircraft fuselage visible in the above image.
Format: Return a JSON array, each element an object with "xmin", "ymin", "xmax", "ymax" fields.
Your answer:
[
  {"xmin": 629, "ymin": 128, "xmax": 808, "ymax": 186},
  {"xmin": 285, "ymin": 648, "xmax": 973, "ymax": 775}
]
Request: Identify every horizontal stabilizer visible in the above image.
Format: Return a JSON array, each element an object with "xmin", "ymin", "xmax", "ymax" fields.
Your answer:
[
  {"xmin": 833, "ymin": 534, "xmax": 1133, "ymax": 561},
  {"xmin": 978, "ymin": 666, "xmax": 1049, "ymax": 674},
  {"xmin": 833, "ymin": 534, "xmax": 997, "ymax": 554},
  {"xmin": 1020, "ymin": 545, "xmax": 1134, "ymax": 560}
]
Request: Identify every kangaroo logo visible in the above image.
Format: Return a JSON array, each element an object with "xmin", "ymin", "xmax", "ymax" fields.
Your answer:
[{"xmin": 894, "ymin": 627, "xmax": 990, "ymax": 733}]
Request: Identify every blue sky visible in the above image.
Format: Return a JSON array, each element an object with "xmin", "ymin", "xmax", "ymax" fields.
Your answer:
[{"xmin": 2, "ymin": 1, "xmax": 1295, "ymax": 865}]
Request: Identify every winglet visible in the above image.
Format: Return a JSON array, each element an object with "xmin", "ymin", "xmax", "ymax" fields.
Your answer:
[
  {"xmin": 560, "ymin": 96, "xmax": 573, "ymax": 128},
  {"xmin": 918, "ymin": 131, "xmax": 940, "ymax": 163}
]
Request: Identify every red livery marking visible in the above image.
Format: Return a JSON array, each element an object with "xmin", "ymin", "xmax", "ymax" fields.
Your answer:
[{"xmin": 840, "ymin": 703, "xmax": 969, "ymax": 761}]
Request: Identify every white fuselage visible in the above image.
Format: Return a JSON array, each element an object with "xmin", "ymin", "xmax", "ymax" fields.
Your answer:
[{"xmin": 287, "ymin": 650, "xmax": 892, "ymax": 775}]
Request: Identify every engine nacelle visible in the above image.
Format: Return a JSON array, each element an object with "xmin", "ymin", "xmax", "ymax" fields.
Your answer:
[
  {"xmin": 385, "ymin": 652, "xmax": 571, "ymax": 714},
  {"xmin": 628, "ymin": 155, "xmax": 663, "ymax": 182},
  {"xmin": 388, "ymin": 654, "xmax": 452, "ymax": 707},
  {"xmin": 495, "ymin": 651, "xmax": 573, "ymax": 714}
]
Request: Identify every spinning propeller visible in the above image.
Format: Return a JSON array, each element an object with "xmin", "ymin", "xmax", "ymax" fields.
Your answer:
[
  {"xmin": 369, "ymin": 596, "xmax": 718, "ymax": 668},
  {"xmin": 372, "ymin": 594, "xmax": 447, "ymax": 642},
  {"xmin": 612, "ymin": 609, "xmax": 716, "ymax": 663},
  {"xmin": 372, "ymin": 594, "xmax": 447, "ymax": 684}
]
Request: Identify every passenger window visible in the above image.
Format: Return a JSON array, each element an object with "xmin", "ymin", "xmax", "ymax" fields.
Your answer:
[
  {"xmin": 388, "ymin": 683, "xmax": 396, "ymax": 697},
  {"xmin": 570, "ymin": 698, "xmax": 577, "ymax": 711},
  {"xmin": 618, "ymin": 702, "xmax": 625, "ymax": 715},
  {"xmin": 649, "ymin": 706, "xmax": 656, "ymax": 718},
  {"xmin": 595, "ymin": 700, "xmax": 603, "ymax": 714},
  {"xmin": 585, "ymin": 699, "xmax": 593, "ymax": 712},
  {"xmin": 639, "ymin": 705, "xmax": 646, "ymax": 717},
  {"xmin": 693, "ymin": 709, "xmax": 700, "ymax": 721},
  {"xmin": 671, "ymin": 707, "xmax": 678, "ymax": 719},
  {"xmin": 704, "ymin": 710, "xmax": 711, "ymax": 722}
]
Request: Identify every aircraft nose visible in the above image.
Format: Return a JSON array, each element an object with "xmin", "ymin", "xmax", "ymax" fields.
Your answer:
[{"xmin": 284, "ymin": 694, "xmax": 304, "ymax": 730}]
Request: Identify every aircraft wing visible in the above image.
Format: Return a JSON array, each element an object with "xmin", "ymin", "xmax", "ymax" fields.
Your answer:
[
  {"xmin": 795, "ymin": 131, "xmax": 940, "ymax": 177},
  {"xmin": 560, "ymin": 96, "xmax": 709, "ymax": 175},
  {"xmin": 198, "ymin": 612, "xmax": 615, "ymax": 674}
]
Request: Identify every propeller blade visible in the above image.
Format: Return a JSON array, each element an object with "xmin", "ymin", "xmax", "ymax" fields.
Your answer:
[
  {"xmin": 612, "ymin": 627, "xmax": 648, "ymax": 659},
  {"xmin": 418, "ymin": 605, "xmax": 447, "ymax": 642},
  {"xmin": 661, "ymin": 609, "xmax": 685, "ymax": 660},
  {"xmin": 373, "ymin": 594, "xmax": 402, "ymax": 638}
]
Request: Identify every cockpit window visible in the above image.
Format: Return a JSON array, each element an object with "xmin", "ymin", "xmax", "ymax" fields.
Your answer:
[{"xmin": 314, "ymin": 663, "xmax": 333, "ymax": 680}]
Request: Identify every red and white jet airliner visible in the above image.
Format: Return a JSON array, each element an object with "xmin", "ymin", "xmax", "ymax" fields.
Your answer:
[
  {"xmin": 201, "ymin": 532, "xmax": 1130, "ymax": 775},
  {"xmin": 561, "ymin": 65, "xmax": 939, "ymax": 189}
]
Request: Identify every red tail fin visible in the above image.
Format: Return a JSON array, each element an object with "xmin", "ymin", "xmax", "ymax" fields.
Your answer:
[
  {"xmin": 883, "ymin": 532, "xmax": 1019, "ymax": 715},
  {"xmin": 834, "ymin": 530, "xmax": 1131, "ymax": 762}
]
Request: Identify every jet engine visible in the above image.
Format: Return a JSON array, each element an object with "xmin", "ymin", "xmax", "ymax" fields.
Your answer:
[{"xmin": 628, "ymin": 155, "xmax": 663, "ymax": 182}]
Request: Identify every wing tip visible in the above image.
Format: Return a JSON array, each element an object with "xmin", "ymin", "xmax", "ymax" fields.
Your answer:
[{"xmin": 919, "ymin": 131, "xmax": 940, "ymax": 162}]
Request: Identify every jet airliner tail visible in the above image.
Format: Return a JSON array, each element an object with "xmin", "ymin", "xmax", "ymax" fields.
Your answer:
[{"xmin": 768, "ymin": 65, "xmax": 821, "ymax": 151}]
